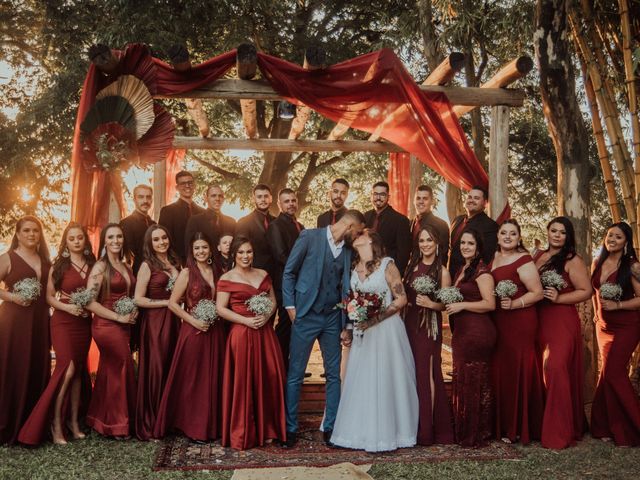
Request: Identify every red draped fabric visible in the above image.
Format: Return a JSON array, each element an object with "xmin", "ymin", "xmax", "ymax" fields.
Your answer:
[
  {"xmin": 164, "ymin": 148, "xmax": 185, "ymax": 204},
  {"xmin": 387, "ymin": 153, "xmax": 411, "ymax": 215},
  {"xmin": 71, "ymin": 45, "xmax": 503, "ymax": 232}
]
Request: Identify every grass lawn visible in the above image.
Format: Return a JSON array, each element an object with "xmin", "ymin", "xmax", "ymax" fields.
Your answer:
[{"xmin": 1, "ymin": 434, "xmax": 639, "ymax": 480}]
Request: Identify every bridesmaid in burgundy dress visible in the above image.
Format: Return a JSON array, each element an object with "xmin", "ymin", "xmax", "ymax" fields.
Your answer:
[
  {"xmin": 19, "ymin": 222, "xmax": 96, "ymax": 445},
  {"xmin": 154, "ymin": 232, "xmax": 226, "ymax": 442},
  {"xmin": 590, "ymin": 222, "xmax": 640, "ymax": 446},
  {"xmin": 85, "ymin": 223, "xmax": 138, "ymax": 438},
  {"xmin": 446, "ymin": 229, "xmax": 496, "ymax": 447},
  {"xmin": 403, "ymin": 225, "xmax": 454, "ymax": 445},
  {"xmin": 490, "ymin": 218, "xmax": 544, "ymax": 444},
  {"xmin": 0, "ymin": 216, "xmax": 51, "ymax": 445},
  {"xmin": 535, "ymin": 217, "xmax": 591, "ymax": 449},
  {"xmin": 133, "ymin": 225, "xmax": 181, "ymax": 440},
  {"xmin": 217, "ymin": 236, "xmax": 286, "ymax": 450}
]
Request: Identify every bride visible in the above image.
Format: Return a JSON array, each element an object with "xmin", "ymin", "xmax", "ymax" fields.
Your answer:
[{"xmin": 330, "ymin": 230, "xmax": 419, "ymax": 452}]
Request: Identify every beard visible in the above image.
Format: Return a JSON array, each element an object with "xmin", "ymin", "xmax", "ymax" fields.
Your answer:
[
  {"xmin": 343, "ymin": 231, "xmax": 355, "ymax": 247},
  {"xmin": 331, "ymin": 198, "xmax": 344, "ymax": 209}
]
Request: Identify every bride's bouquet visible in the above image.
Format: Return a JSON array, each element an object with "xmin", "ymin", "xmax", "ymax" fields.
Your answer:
[
  {"xmin": 411, "ymin": 274, "xmax": 439, "ymax": 340},
  {"xmin": 193, "ymin": 299, "xmax": 218, "ymax": 326},
  {"xmin": 600, "ymin": 282, "xmax": 623, "ymax": 301},
  {"xmin": 337, "ymin": 289, "xmax": 384, "ymax": 330},
  {"xmin": 165, "ymin": 275, "xmax": 176, "ymax": 292},
  {"xmin": 245, "ymin": 292, "xmax": 274, "ymax": 316},
  {"xmin": 13, "ymin": 277, "xmax": 41, "ymax": 303}
]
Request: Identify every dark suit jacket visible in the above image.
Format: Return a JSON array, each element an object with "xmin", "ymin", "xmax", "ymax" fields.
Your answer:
[
  {"xmin": 120, "ymin": 210, "xmax": 155, "ymax": 274},
  {"xmin": 364, "ymin": 205, "xmax": 411, "ymax": 272},
  {"xmin": 236, "ymin": 209, "xmax": 276, "ymax": 273},
  {"xmin": 184, "ymin": 208, "xmax": 236, "ymax": 259},
  {"xmin": 448, "ymin": 211, "xmax": 498, "ymax": 280},
  {"xmin": 267, "ymin": 213, "xmax": 304, "ymax": 293},
  {"xmin": 316, "ymin": 207, "xmax": 347, "ymax": 228},
  {"xmin": 158, "ymin": 198, "xmax": 205, "ymax": 264},
  {"xmin": 411, "ymin": 212, "xmax": 449, "ymax": 265}
]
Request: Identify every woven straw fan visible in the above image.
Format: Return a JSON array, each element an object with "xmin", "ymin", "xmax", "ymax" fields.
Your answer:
[{"xmin": 95, "ymin": 75, "xmax": 155, "ymax": 139}]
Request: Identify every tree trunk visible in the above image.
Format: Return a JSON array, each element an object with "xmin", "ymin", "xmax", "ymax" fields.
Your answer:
[{"xmin": 535, "ymin": 0, "xmax": 597, "ymax": 400}]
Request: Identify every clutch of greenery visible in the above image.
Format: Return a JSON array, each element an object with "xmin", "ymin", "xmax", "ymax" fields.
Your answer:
[
  {"xmin": 193, "ymin": 299, "xmax": 218, "ymax": 325},
  {"xmin": 436, "ymin": 286, "xmax": 463, "ymax": 305},
  {"xmin": 600, "ymin": 282, "xmax": 623, "ymax": 301},
  {"xmin": 165, "ymin": 276, "xmax": 176, "ymax": 292},
  {"xmin": 411, "ymin": 275, "xmax": 437, "ymax": 295},
  {"xmin": 69, "ymin": 287, "xmax": 95, "ymax": 308},
  {"xmin": 540, "ymin": 270, "xmax": 567, "ymax": 291},
  {"xmin": 245, "ymin": 292, "xmax": 274, "ymax": 316},
  {"xmin": 495, "ymin": 279, "xmax": 518, "ymax": 299},
  {"xmin": 113, "ymin": 296, "xmax": 137, "ymax": 315},
  {"xmin": 13, "ymin": 277, "xmax": 41, "ymax": 302}
]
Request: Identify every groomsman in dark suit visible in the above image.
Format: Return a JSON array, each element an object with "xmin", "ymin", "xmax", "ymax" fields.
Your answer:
[
  {"xmin": 448, "ymin": 185, "xmax": 499, "ymax": 281},
  {"xmin": 158, "ymin": 171, "xmax": 205, "ymax": 265},
  {"xmin": 236, "ymin": 184, "xmax": 275, "ymax": 272},
  {"xmin": 411, "ymin": 185, "xmax": 449, "ymax": 266},
  {"xmin": 120, "ymin": 184, "xmax": 156, "ymax": 274},
  {"xmin": 267, "ymin": 188, "xmax": 304, "ymax": 369},
  {"xmin": 317, "ymin": 178, "xmax": 349, "ymax": 228},
  {"xmin": 184, "ymin": 184, "xmax": 236, "ymax": 259},
  {"xmin": 364, "ymin": 181, "xmax": 412, "ymax": 272}
]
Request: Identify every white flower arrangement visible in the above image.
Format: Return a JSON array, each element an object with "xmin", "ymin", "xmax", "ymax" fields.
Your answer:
[
  {"xmin": 411, "ymin": 275, "xmax": 438, "ymax": 296},
  {"xmin": 495, "ymin": 280, "xmax": 518, "ymax": 299},
  {"xmin": 165, "ymin": 276, "xmax": 176, "ymax": 292},
  {"xmin": 13, "ymin": 277, "xmax": 41, "ymax": 302},
  {"xmin": 436, "ymin": 286, "xmax": 463, "ymax": 305},
  {"xmin": 193, "ymin": 299, "xmax": 218, "ymax": 325},
  {"xmin": 245, "ymin": 292, "xmax": 274, "ymax": 316},
  {"xmin": 69, "ymin": 287, "xmax": 95, "ymax": 308},
  {"xmin": 113, "ymin": 296, "xmax": 137, "ymax": 315},
  {"xmin": 540, "ymin": 270, "xmax": 567, "ymax": 291},
  {"xmin": 600, "ymin": 282, "xmax": 623, "ymax": 301}
]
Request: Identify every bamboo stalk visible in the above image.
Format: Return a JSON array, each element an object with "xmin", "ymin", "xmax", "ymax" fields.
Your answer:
[
  {"xmin": 619, "ymin": 0, "xmax": 640, "ymax": 242},
  {"xmin": 569, "ymin": 11, "xmax": 637, "ymax": 233},
  {"xmin": 583, "ymin": 66, "xmax": 622, "ymax": 222}
]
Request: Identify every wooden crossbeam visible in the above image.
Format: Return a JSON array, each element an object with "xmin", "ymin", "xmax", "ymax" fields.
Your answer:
[
  {"xmin": 453, "ymin": 56, "xmax": 533, "ymax": 116},
  {"xmin": 172, "ymin": 136, "xmax": 406, "ymax": 152},
  {"xmin": 156, "ymin": 80, "xmax": 525, "ymax": 107}
]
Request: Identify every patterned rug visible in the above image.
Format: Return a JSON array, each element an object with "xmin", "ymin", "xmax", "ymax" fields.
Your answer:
[{"xmin": 153, "ymin": 415, "xmax": 521, "ymax": 471}]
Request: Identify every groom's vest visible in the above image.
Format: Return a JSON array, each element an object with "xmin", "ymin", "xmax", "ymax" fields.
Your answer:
[{"xmin": 311, "ymin": 243, "xmax": 345, "ymax": 314}]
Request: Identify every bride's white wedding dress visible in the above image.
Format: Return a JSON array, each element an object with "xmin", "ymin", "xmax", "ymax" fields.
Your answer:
[{"xmin": 331, "ymin": 257, "xmax": 419, "ymax": 452}]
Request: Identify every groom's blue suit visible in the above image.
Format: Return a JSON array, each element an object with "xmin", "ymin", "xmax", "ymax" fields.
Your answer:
[{"xmin": 282, "ymin": 227, "xmax": 352, "ymax": 433}]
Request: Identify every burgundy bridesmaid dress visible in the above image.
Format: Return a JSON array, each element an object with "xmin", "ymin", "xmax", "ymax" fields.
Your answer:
[
  {"xmin": 450, "ymin": 265, "xmax": 496, "ymax": 447},
  {"xmin": 404, "ymin": 262, "xmax": 454, "ymax": 445},
  {"xmin": 591, "ymin": 266, "xmax": 640, "ymax": 446},
  {"xmin": 218, "ymin": 275, "xmax": 286, "ymax": 450},
  {"xmin": 86, "ymin": 268, "xmax": 137, "ymax": 437},
  {"xmin": 19, "ymin": 265, "xmax": 92, "ymax": 445},
  {"xmin": 536, "ymin": 255, "xmax": 585, "ymax": 449},
  {"xmin": 491, "ymin": 254, "xmax": 544, "ymax": 444},
  {"xmin": 0, "ymin": 251, "xmax": 50, "ymax": 445},
  {"xmin": 135, "ymin": 269, "xmax": 180, "ymax": 440},
  {"xmin": 154, "ymin": 281, "xmax": 225, "ymax": 441}
]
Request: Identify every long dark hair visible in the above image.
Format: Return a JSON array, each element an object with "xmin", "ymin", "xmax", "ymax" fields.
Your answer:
[
  {"xmin": 141, "ymin": 224, "xmax": 181, "ymax": 273},
  {"xmin": 498, "ymin": 218, "xmax": 527, "ymax": 253},
  {"xmin": 10, "ymin": 215, "xmax": 51, "ymax": 264},
  {"xmin": 229, "ymin": 235, "xmax": 252, "ymax": 269},
  {"xmin": 52, "ymin": 222, "xmax": 96, "ymax": 291},
  {"xmin": 352, "ymin": 230, "xmax": 385, "ymax": 276},
  {"xmin": 405, "ymin": 225, "xmax": 442, "ymax": 285},
  {"xmin": 459, "ymin": 228, "xmax": 486, "ymax": 284},
  {"xmin": 185, "ymin": 232, "xmax": 215, "ymax": 307},
  {"xmin": 592, "ymin": 222, "xmax": 638, "ymax": 296},
  {"xmin": 96, "ymin": 223, "xmax": 128, "ymax": 301},
  {"xmin": 540, "ymin": 216, "xmax": 576, "ymax": 274}
]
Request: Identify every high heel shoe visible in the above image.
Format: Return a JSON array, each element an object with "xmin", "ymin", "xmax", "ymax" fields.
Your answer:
[
  {"xmin": 51, "ymin": 424, "xmax": 68, "ymax": 445},
  {"xmin": 66, "ymin": 422, "xmax": 86, "ymax": 440}
]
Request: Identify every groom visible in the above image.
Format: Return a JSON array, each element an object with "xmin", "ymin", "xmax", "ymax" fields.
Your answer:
[{"xmin": 281, "ymin": 209, "xmax": 366, "ymax": 447}]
